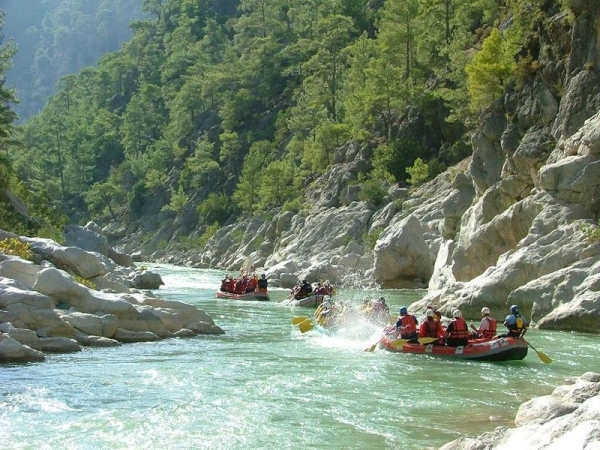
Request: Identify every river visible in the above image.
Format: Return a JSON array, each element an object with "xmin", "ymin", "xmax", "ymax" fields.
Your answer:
[{"xmin": 1, "ymin": 264, "xmax": 598, "ymax": 450}]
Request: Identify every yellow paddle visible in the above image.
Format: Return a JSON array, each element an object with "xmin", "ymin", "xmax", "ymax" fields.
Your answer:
[
  {"xmin": 521, "ymin": 337, "xmax": 552, "ymax": 364},
  {"xmin": 390, "ymin": 337, "xmax": 439, "ymax": 348},
  {"xmin": 291, "ymin": 316, "xmax": 316, "ymax": 333},
  {"xmin": 292, "ymin": 316, "xmax": 310, "ymax": 325}
]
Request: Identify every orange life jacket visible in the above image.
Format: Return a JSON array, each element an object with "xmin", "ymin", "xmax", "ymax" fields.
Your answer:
[
  {"xmin": 420, "ymin": 319, "xmax": 442, "ymax": 338},
  {"xmin": 399, "ymin": 315, "xmax": 417, "ymax": 335},
  {"xmin": 448, "ymin": 318, "xmax": 469, "ymax": 339},
  {"xmin": 481, "ymin": 317, "xmax": 497, "ymax": 339}
]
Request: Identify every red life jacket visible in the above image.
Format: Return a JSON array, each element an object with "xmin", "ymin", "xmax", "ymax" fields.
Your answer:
[
  {"xmin": 448, "ymin": 318, "xmax": 469, "ymax": 339},
  {"xmin": 481, "ymin": 317, "xmax": 497, "ymax": 339},
  {"xmin": 421, "ymin": 319, "xmax": 441, "ymax": 338},
  {"xmin": 400, "ymin": 315, "xmax": 417, "ymax": 335}
]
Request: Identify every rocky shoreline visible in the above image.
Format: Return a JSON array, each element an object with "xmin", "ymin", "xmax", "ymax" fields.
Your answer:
[
  {"xmin": 440, "ymin": 372, "xmax": 600, "ymax": 449},
  {"xmin": 0, "ymin": 225, "xmax": 223, "ymax": 363}
]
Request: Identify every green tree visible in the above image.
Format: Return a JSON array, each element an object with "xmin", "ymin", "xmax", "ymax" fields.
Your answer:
[{"xmin": 465, "ymin": 28, "xmax": 517, "ymax": 111}]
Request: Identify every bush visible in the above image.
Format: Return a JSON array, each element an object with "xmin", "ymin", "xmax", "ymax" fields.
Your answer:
[
  {"xmin": 359, "ymin": 179, "xmax": 387, "ymax": 206},
  {"xmin": 0, "ymin": 238, "xmax": 33, "ymax": 260},
  {"xmin": 581, "ymin": 221, "xmax": 600, "ymax": 244}
]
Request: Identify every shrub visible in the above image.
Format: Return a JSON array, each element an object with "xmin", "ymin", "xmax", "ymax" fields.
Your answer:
[
  {"xmin": 0, "ymin": 238, "xmax": 33, "ymax": 260},
  {"xmin": 359, "ymin": 179, "xmax": 387, "ymax": 206},
  {"xmin": 74, "ymin": 275, "xmax": 96, "ymax": 290},
  {"xmin": 581, "ymin": 221, "xmax": 600, "ymax": 244}
]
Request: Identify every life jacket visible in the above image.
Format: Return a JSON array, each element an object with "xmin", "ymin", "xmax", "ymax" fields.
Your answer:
[
  {"xmin": 399, "ymin": 315, "xmax": 417, "ymax": 335},
  {"xmin": 507, "ymin": 314, "xmax": 525, "ymax": 333},
  {"xmin": 481, "ymin": 317, "xmax": 497, "ymax": 339},
  {"xmin": 421, "ymin": 319, "xmax": 441, "ymax": 338},
  {"xmin": 448, "ymin": 318, "xmax": 469, "ymax": 339}
]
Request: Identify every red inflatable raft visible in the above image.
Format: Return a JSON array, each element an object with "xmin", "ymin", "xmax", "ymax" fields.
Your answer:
[
  {"xmin": 216, "ymin": 290, "xmax": 270, "ymax": 301},
  {"xmin": 379, "ymin": 336, "xmax": 528, "ymax": 362}
]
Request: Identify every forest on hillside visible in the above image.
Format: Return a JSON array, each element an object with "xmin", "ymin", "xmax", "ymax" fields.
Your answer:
[
  {"xmin": 3, "ymin": 0, "xmax": 144, "ymax": 121},
  {"xmin": 0, "ymin": 0, "xmax": 575, "ymax": 247}
]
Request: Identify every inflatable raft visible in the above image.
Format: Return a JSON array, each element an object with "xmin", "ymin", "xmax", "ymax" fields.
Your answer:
[
  {"xmin": 379, "ymin": 336, "xmax": 528, "ymax": 362},
  {"xmin": 216, "ymin": 290, "xmax": 270, "ymax": 301},
  {"xmin": 281, "ymin": 294, "xmax": 325, "ymax": 308}
]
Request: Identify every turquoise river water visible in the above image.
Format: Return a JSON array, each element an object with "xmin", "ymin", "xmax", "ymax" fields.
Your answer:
[{"xmin": 1, "ymin": 264, "xmax": 599, "ymax": 450}]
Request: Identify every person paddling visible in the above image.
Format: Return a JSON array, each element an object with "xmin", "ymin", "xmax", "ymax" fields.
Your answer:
[
  {"xmin": 419, "ymin": 309, "xmax": 444, "ymax": 345},
  {"xmin": 469, "ymin": 307, "xmax": 497, "ymax": 340},
  {"xmin": 394, "ymin": 307, "xmax": 418, "ymax": 342},
  {"xmin": 445, "ymin": 309, "xmax": 469, "ymax": 347},
  {"xmin": 499, "ymin": 305, "xmax": 529, "ymax": 338}
]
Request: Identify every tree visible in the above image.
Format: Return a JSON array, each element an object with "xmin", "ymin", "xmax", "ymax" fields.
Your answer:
[{"xmin": 465, "ymin": 28, "xmax": 516, "ymax": 111}]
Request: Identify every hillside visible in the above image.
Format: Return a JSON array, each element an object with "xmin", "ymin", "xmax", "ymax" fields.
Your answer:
[
  {"xmin": 1, "ymin": 1, "xmax": 599, "ymax": 333},
  {"xmin": 2, "ymin": 0, "xmax": 144, "ymax": 121}
]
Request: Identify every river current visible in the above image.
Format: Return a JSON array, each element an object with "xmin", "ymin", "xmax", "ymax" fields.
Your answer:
[{"xmin": 1, "ymin": 264, "xmax": 599, "ymax": 450}]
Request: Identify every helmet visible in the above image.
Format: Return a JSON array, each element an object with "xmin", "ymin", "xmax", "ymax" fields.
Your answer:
[
  {"xmin": 323, "ymin": 300, "xmax": 333, "ymax": 309},
  {"xmin": 481, "ymin": 307, "xmax": 490, "ymax": 315},
  {"xmin": 510, "ymin": 305, "xmax": 519, "ymax": 314},
  {"xmin": 426, "ymin": 309, "xmax": 435, "ymax": 318},
  {"xmin": 261, "ymin": 274, "xmax": 266, "ymax": 279},
  {"xmin": 453, "ymin": 309, "xmax": 462, "ymax": 318},
  {"xmin": 426, "ymin": 302, "xmax": 434, "ymax": 308},
  {"xmin": 379, "ymin": 296, "xmax": 386, "ymax": 303},
  {"xmin": 399, "ymin": 307, "xmax": 408, "ymax": 315}
]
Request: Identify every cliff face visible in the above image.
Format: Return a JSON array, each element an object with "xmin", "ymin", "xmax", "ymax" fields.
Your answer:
[{"xmin": 128, "ymin": 1, "xmax": 600, "ymax": 333}]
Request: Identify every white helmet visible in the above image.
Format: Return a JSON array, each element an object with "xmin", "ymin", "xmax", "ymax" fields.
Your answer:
[
  {"xmin": 481, "ymin": 307, "xmax": 490, "ymax": 315},
  {"xmin": 453, "ymin": 309, "xmax": 462, "ymax": 318},
  {"xmin": 426, "ymin": 309, "xmax": 435, "ymax": 318}
]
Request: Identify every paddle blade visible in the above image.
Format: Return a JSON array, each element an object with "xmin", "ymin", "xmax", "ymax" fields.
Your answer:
[
  {"xmin": 298, "ymin": 321, "xmax": 314, "ymax": 333},
  {"xmin": 537, "ymin": 351, "xmax": 552, "ymax": 364},
  {"xmin": 391, "ymin": 339, "xmax": 409, "ymax": 348},
  {"xmin": 364, "ymin": 343, "xmax": 378, "ymax": 352},
  {"xmin": 292, "ymin": 316, "xmax": 310, "ymax": 325},
  {"xmin": 417, "ymin": 337, "xmax": 439, "ymax": 345}
]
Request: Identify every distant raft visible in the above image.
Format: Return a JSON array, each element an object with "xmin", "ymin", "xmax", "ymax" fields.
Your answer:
[
  {"xmin": 216, "ymin": 290, "xmax": 270, "ymax": 301},
  {"xmin": 378, "ymin": 336, "xmax": 529, "ymax": 362}
]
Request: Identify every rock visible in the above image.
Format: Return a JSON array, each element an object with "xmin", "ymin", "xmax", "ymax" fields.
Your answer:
[
  {"xmin": 39, "ymin": 337, "xmax": 81, "ymax": 353},
  {"xmin": 373, "ymin": 214, "xmax": 434, "ymax": 287},
  {"xmin": 130, "ymin": 270, "xmax": 164, "ymax": 289},
  {"xmin": 0, "ymin": 334, "xmax": 45, "ymax": 362},
  {"xmin": 440, "ymin": 372, "xmax": 600, "ymax": 449},
  {"xmin": 113, "ymin": 328, "xmax": 161, "ymax": 343}
]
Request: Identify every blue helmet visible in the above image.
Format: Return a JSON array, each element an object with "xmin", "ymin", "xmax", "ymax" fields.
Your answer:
[
  {"xmin": 399, "ymin": 307, "xmax": 408, "ymax": 315},
  {"xmin": 510, "ymin": 305, "xmax": 519, "ymax": 314}
]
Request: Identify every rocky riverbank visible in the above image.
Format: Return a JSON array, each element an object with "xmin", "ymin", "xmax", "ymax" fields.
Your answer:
[
  {"xmin": 0, "ymin": 225, "xmax": 223, "ymax": 363},
  {"xmin": 116, "ymin": 2, "xmax": 600, "ymax": 335},
  {"xmin": 440, "ymin": 372, "xmax": 600, "ymax": 449}
]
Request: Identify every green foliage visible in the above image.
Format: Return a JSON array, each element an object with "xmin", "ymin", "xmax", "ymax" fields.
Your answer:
[
  {"xmin": 198, "ymin": 222, "xmax": 220, "ymax": 247},
  {"xmin": 0, "ymin": 238, "xmax": 33, "ymax": 260},
  {"xmin": 164, "ymin": 185, "xmax": 189, "ymax": 214},
  {"xmin": 5, "ymin": 0, "xmax": 549, "ymax": 237},
  {"xmin": 406, "ymin": 157, "xmax": 429, "ymax": 186},
  {"xmin": 73, "ymin": 275, "xmax": 96, "ymax": 290},
  {"xmin": 359, "ymin": 179, "xmax": 387, "ymax": 207},
  {"xmin": 197, "ymin": 192, "xmax": 235, "ymax": 225},
  {"xmin": 406, "ymin": 157, "xmax": 446, "ymax": 187},
  {"xmin": 581, "ymin": 221, "xmax": 600, "ymax": 244},
  {"xmin": 465, "ymin": 28, "xmax": 517, "ymax": 111},
  {"xmin": 363, "ymin": 227, "xmax": 383, "ymax": 251}
]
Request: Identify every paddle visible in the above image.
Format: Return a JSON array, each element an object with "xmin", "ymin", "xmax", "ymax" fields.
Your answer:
[
  {"xmin": 291, "ymin": 316, "xmax": 316, "ymax": 333},
  {"xmin": 390, "ymin": 337, "xmax": 439, "ymax": 348},
  {"xmin": 292, "ymin": 316, "xmax": 310, "ymax": 325},
  {"xmin": 298, "ymin": 319, "xmax": 314, "ymax": 333},
  {"xmin": 521, "ymin": 337, "xmax": 552, "ymax": 364}
]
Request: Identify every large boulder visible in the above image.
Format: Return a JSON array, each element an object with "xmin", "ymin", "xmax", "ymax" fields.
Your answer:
[{"xmin": 372, "ymin": 214, "xmax": 435, "ymax": 287}]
